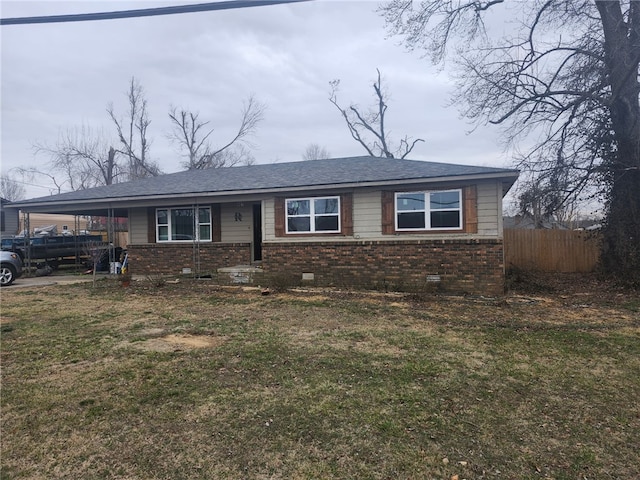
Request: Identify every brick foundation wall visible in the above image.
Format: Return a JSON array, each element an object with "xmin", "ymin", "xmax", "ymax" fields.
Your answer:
[
  {"xmin": 127, "ymin": 243, "xmax": 251, "ymax": 276},
  {"xmin": 262, "ymin": 239, "xmax": 505, "ymax": 295}
]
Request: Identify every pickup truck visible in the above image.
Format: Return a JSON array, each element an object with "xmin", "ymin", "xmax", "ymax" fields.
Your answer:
[{"xmin": 1, "ymin": 234, "xmax": 108, "ymax": 268}]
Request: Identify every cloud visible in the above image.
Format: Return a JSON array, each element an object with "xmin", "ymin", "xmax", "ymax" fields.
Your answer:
[{"xmin": 1, "ymin": 0, "xmax": 508, "ymax": 197}]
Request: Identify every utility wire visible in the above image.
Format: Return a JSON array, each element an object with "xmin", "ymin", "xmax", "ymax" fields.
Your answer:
[
  {"xmin": 1, "ymin": 0, "xmax": 311, "ymax": 26},
  {"xmin": 4, "ymin": 177, "xmax": 55, "ymax": 191}
]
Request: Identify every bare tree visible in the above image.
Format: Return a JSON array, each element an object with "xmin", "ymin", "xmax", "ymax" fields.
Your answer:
[
  {"xmin": 302, "ymin": 143, "xmax": 331, "ymax": 160},
  {"xmin": 107, "ymin": 77, "xmax": 161, "ymax": 179},
  {"xmin": 210, "ymin": 144, "xmax": 256, "ymax": 168},
  {"xmin": 167, "ymin": 109, "xmax": 214, "ymax": 170},
  {"xmin": 0, "ymin": 173, "xmax": 26, "ymax": 201},
  {"xmin": 33, "ymin": 126, "xmax": 120, "ymax": 190},
  {"xmin": 381, "ymin": 0, "xmax": 640, "ymax": 285},
  {"xmin": 83, "ymin": 240, "xmax": 109, "ymax": 288},
  {"xmin": 329, "ymin": 69, "xmax": 424, "ymax": 159},
  {"xmin": 27, "ymin": 78, "xmax": 155, "ymax": 191},
  {"xmin": 168, "ymin": 94, "xmax": 265, "ymax": 170}
]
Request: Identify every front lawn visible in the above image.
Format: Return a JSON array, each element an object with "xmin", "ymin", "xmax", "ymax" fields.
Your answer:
[{"xmin": 1, "ymin": 276, "xmax": 638, "ymax": 479}]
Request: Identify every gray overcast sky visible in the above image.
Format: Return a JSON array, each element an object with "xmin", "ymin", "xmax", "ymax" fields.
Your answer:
[{"xmin": 1, "ymin": 0, "xmax": 508, "ymax": 199}]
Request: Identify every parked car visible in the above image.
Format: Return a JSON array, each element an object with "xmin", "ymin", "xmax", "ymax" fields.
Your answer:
[{"xmin": 0, "ymin": 251, "xmax": 23, "ymax": 286}]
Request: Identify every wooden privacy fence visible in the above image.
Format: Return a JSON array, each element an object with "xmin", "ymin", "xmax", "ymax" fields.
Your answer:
[{"xmin": 504, "ymin": 229, "xmax": 601, "ymax": 272}]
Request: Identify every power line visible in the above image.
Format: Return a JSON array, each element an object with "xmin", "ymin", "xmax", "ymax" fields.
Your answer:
[
  {"xmin": 0, "ymin": 0, "xmax": 311, "ymax": 26},
  {"xmin": 5, "ymin": 177, "xmax": 60, "ymax": 191}
]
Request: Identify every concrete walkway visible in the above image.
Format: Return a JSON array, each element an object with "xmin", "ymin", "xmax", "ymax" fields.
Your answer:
[{"xmin": 6, "ymin": 273, "xmax": 104, "ymax": 289}]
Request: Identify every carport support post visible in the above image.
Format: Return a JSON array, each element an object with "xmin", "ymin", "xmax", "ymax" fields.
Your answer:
[
  {"xmin": 23, "ymin": 211, "xmax": 31, "ymax": 276},
  {"xmin": 108, "ymin": 207, "xmax": 115, "ymax": 270},
  {"xmin": 74, "ymin": 215, "xmax": 82, "ymax": 269}
]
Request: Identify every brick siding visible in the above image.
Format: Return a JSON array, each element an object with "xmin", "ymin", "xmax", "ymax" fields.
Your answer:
[
  {"xmin": 262, "ymin": 239, "xmax": 505, "ymax": 295},
  {"xmin": 127, "ymin": 243, "xmax": 251, "ymax": 276},
  {"xmin": 127, "ymin": 239, "xmax": 505, "ymax": 295}
]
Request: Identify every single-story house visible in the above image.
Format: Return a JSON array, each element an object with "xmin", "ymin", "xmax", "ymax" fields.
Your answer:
[
  {"xmin": 503, "ymin": 213, "xmax": 570, "ymax": 230},
  {"xmin": 7, "ymin": 156, "xmax": 519, "ymax": 294},
  {"xmin": 1, "ymin": 197, "xmax": 20, "ymax": 239},
  {"xmin": 17, "ymin": 213, "xmax": 90, "ymax": 235}
]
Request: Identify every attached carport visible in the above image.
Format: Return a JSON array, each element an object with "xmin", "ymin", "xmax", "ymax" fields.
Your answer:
[{"xmin": 3, "ymin": 197, "xmax": 129, "ymax": 271}]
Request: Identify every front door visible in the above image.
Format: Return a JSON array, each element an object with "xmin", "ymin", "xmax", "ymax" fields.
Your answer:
[{"xmin": 252, "ymin": 203, "xmax": 262, "ymax": 261}]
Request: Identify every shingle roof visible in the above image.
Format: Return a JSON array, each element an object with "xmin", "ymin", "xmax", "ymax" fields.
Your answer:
[{"xmin": 14, "ymin": 156, "xmax": 518, "ymax": 206}]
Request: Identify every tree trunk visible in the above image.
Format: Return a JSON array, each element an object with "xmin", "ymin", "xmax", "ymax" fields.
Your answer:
[
  {"xmin": 596, "ymin": 0, "xmax": 640, "ymax": 285},
  {"xmin": 600, "ymin": 142, "xmax": 640, "ymax": 285},
  {"xmin": 106, "ymin": 147, "xmax": 116, "ymax": 185}
]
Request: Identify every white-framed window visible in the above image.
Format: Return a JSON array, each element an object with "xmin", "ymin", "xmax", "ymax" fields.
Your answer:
[
  {"xmin": 286, "ymin": 196, "xmax": 341, "ymax": 234},
  {"xmin": 395, "ymin": 189, "xmax": 463, "ymax": 231},
  {"xmin": 156, "ymin": 207, "xmax": 212, "ymax": 242}
]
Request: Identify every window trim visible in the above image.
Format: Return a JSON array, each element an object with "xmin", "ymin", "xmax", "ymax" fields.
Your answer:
[
  {"xmin": 394, "ymin": 189, "xmax": 464, "ymax": 232},
  {"xmin": 285, "ymin": 195, "xmax": 341, "ymax": 234},
  {"xmin": 155, "ymin": 206, "xmax": 212, "ymax": 243}
]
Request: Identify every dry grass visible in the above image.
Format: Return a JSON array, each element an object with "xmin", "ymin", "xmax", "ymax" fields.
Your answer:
[{"xmin": 1, "ymin": 273, "xmax": 639, "ymax": 479}]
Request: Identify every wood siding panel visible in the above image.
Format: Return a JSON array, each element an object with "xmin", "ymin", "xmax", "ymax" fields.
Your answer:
[
  {"xmin": 264, "ymin": 198, "xmax": 276, "ymax": 241},
  {"xmin": 212, "ymin": 204, "xmax": 221, "ymax": 242},
  {"xmin": 353, "ymin": 190, "xmax": 382, "ymax": 238},
  {"xmin": 1, "ymin": 208, "xmax": 19, "ymax": 236},
  {"xmin": 476, "ymin": 182, "xmax": 500, "ymax": 235},
  {"xmin": 341, "ymin": 192, "xmax": 353, "ymax": 236},
  {"xmin": 381, "ymin": 190, "xmax": 395, "ymax": 235},
  {"xmin": 274, "ymin": 197, "xmax": 285, "ymax": 238},
  {"xmin": 127, "ymin": 208, "xmax": 150, "ymax": 244},
  {"xmin": 463, "ymin": 185, "xmax": 478, "ymax": 233},
  {"xmin": 220, "ymin": 203, "xmax": 252, "ymax": 243},
  {"xmin": 146, "ymin": 208, "xmax": 156, "ymax": 243}
]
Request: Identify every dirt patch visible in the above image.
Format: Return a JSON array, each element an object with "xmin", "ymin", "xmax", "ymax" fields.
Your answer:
[
  {"xmin": 127, "ymin": 334, "xmax": 226, "ymax": 352},
  {"xmin": 0, "ymin": 316, "xmax": 17, "ymax": 325},
  {"xmin": 163, "ymin": 334, "xmax": 223, "ymax": 348},
  {"xmin": 276, "ymin": 293, "xmax": 332, "ymax": 303}
]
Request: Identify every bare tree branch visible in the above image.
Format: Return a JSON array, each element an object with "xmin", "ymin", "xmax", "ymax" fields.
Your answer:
[
  {"xmin": 168, "ymin": 95, "xmax": 265, "ymax": 170},
  {"xmin": 329, "ymin": 69, "xmax": 424, "ymax": 158},
  {"xmin": 107, "ymin": 77, "xmax": 161, "ymax": 179},
  {"xmin": 16, "ymin": 167, "xmax": 67, "ymax": 195},
  {"xmin": 208, "ymin": 94, "xmax": 265, "ymax": 160},
  {"xmin": 33, "ymin": 126, "xmax": 121, "ymax": 190},
  {"xmin": 329, "ymin": 79, "xmax": 377, "ymax": 157}
]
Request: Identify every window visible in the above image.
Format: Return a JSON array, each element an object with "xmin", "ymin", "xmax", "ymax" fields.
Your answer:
[
  {"xmin": 395, "ymin": 190, "xmax": 462, "ymax": 231},
  {"xmin": 286, "ymin": 196, "xmax": 340, "ymax": 233},
  {"xmin": 156, "ymin": 207, "xmax": 211, "ymax": 242}
]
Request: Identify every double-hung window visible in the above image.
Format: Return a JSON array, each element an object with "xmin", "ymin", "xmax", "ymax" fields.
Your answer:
[
  {"xmin": 156, "ymin": 207, "xmax": 212, "ymax": 242},
  {"xmin": 286, "ymin": 196, "xmax": 341, "ymax": 234},
  {"xmin": 395, "ymin": 189, "xmax": 463, "ymax": 231}
]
